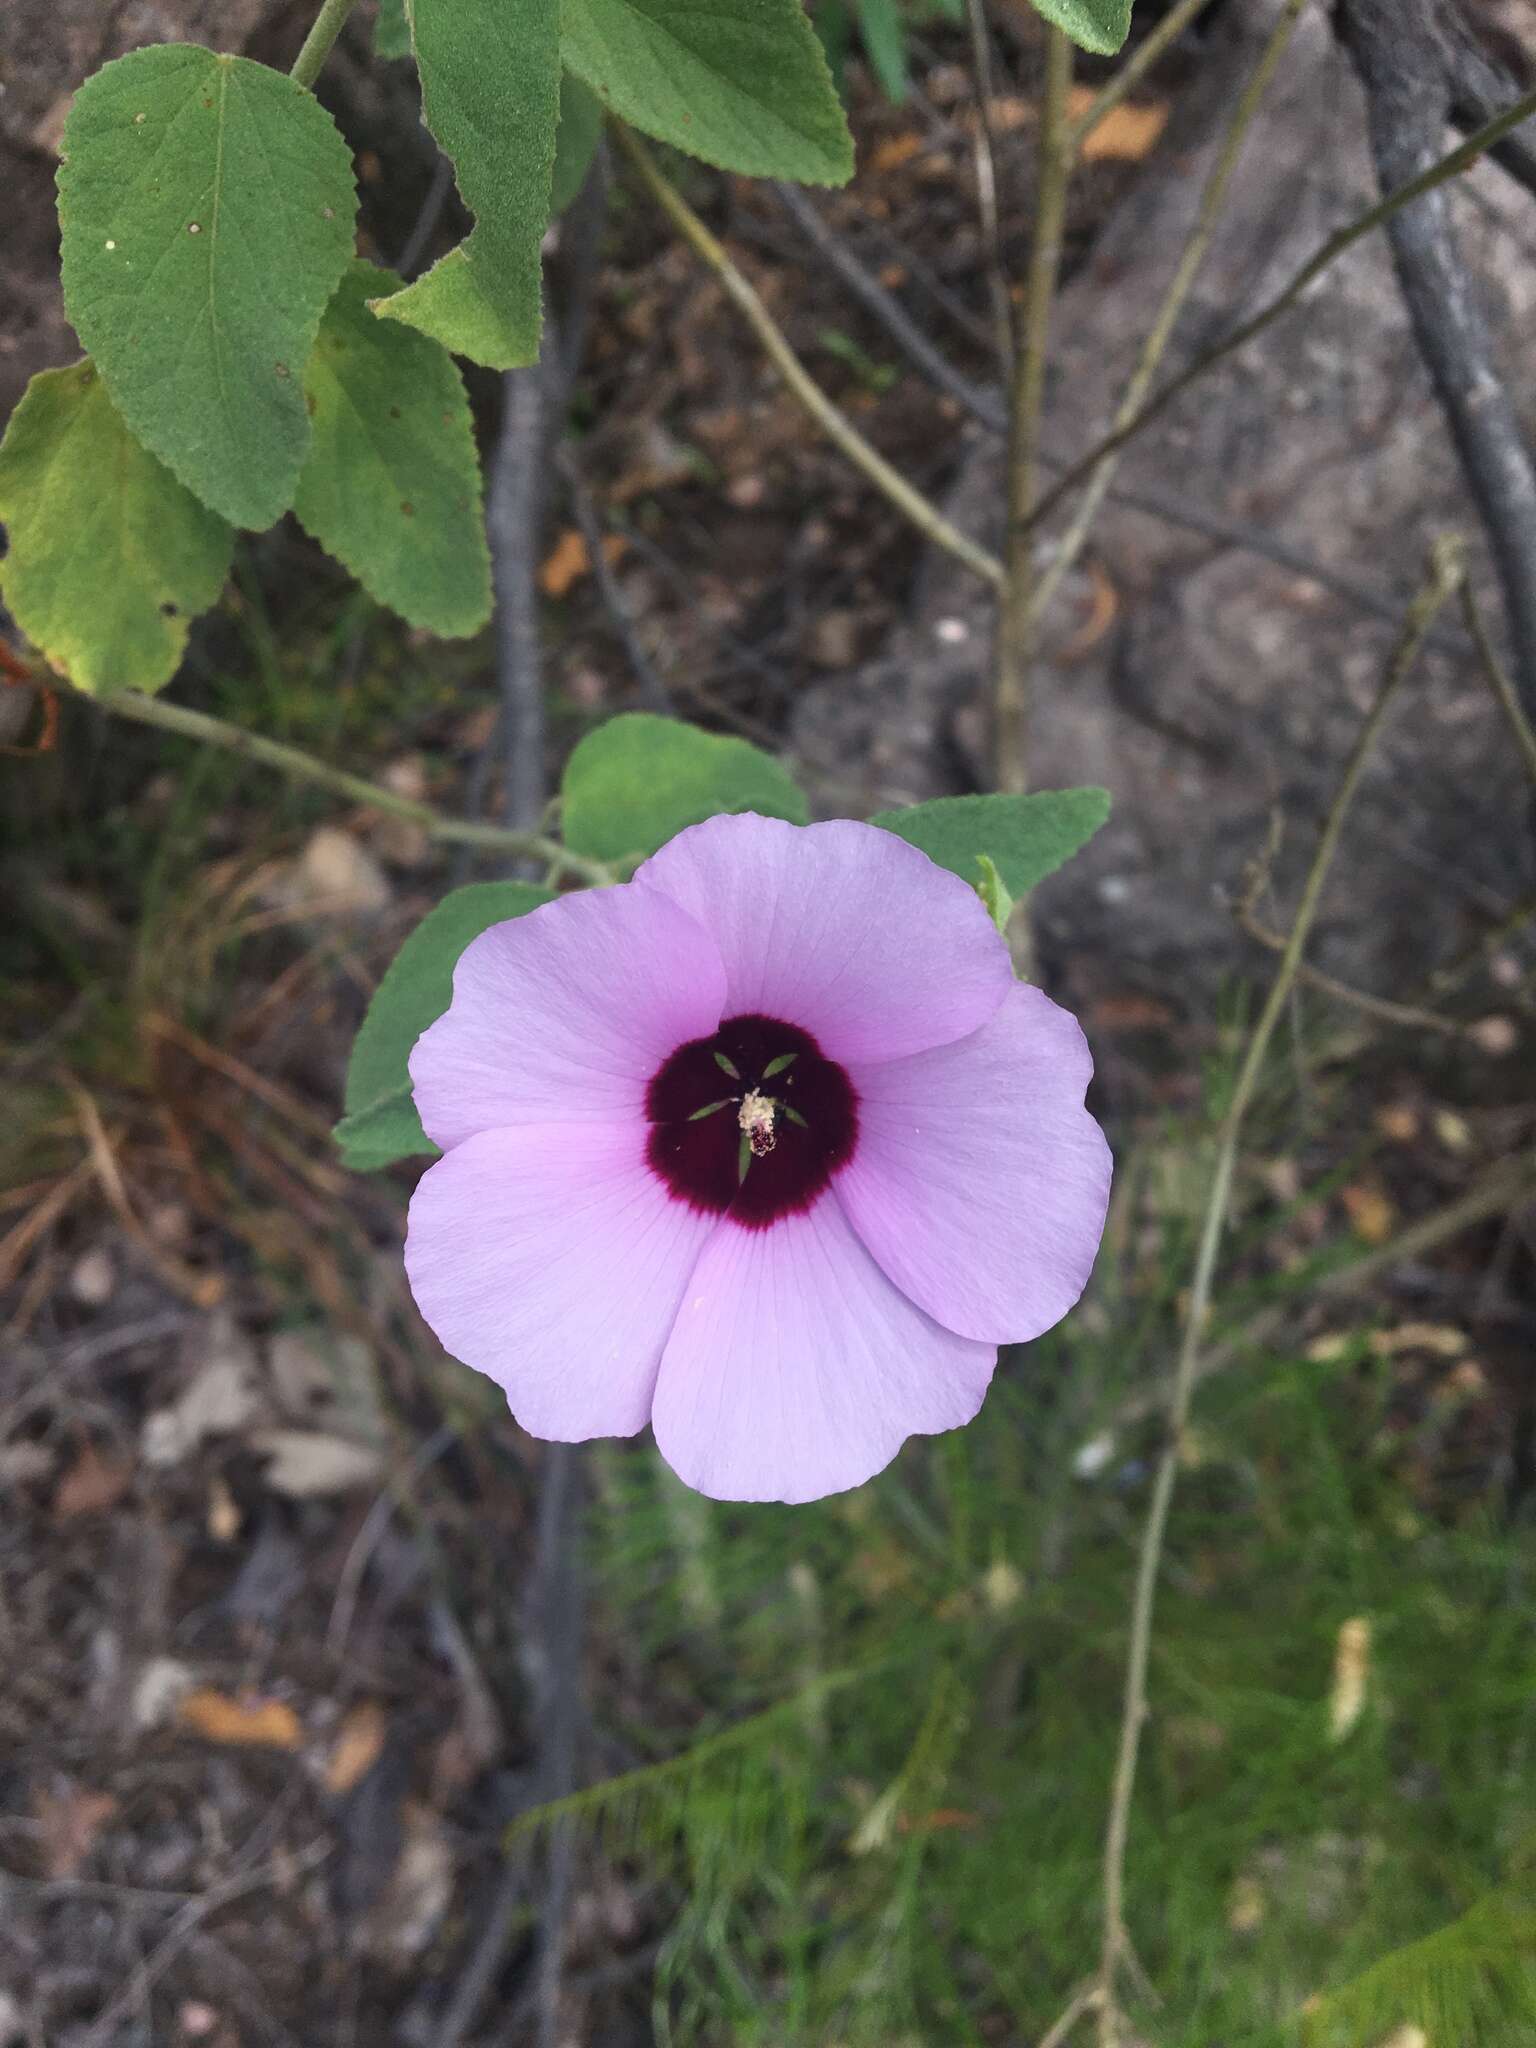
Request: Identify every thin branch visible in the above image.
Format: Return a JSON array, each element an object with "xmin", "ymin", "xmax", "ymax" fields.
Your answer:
[
  {"xmin": 290, "ymin": 0, "xmax": 361, "ymax": 89},
  {"xmin": 772, "ymin": 181, "xmax": 1003, "ymax": 421},
  {"xmin": 1441, "ymin": 10, "xmax": 1536, "ymax": 204},
  {"xmin": 612, "ymin": 123, "xmax": 1004, "ymax": 591},
  {"xmin": 1460, "ymin": 576, "xmax": 1536, "ymax": 790},
  {"xmin": 1065, "ymin": 0, "xmax": 1221, "ymax": 155},
  {"xmin": 1093, "ymin": 542, "xmax": 1464, "ymax": 2033},
  {"xmin": 1025, "ymin": 83, "xmax": 1536, "ymax": 534},
  {"xmin": 90, "ymin": 688, "xmax": 611, "ymax": 884},
  {"xmin": 1236, "ymin": 900, "xmax": 1471, "ymax": 1036},
  {"xmin": 1429, "ymin": 886, "xmax": 1536, "ymax": 995},
  {"xmin": 80, "ymin": 1842, "xmax": 330, "ymax": 2048},
  {"xmin": 558, "ymin": 448, "xmax": 673, "ymax": 713},
  {"xmin": 963, "ymin": 0, "xmax": 1016, "ymax": 367},
  {"xmin": 1027, "ymin": 0, "xmax": 1310, "ymax": 637},
  {"xmin": 393, "ymin": 154, "xmax": 455, "ymax": 279},
  {"xmin": 995, "ymin": 25, "xmax": 1073, "ymax": 792},
  {"xmin": 1339, "ymin": 0, "xmax": 1536, "ymax": 727},
  {"xmin": 1037, "ymin": 1980, "xmax": 1102, "ymax": 2048}
]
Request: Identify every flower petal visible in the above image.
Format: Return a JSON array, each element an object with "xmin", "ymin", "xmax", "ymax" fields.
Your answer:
[
  {"xmin": 409, "ymin": 885, "xmax": 727, "ymax": 1151},
  {"xmin": 651, "ymin": 1196, "xmax": 996, "ymax": 1503},
  {"xmin": 634, "ymin": 813, "xmax": 1011, "ymax": 1063},
  {"xmin": 836, "ymin": 983, "xmax": 1112, "ymax": 1343},
  {"xmin": 405, "ymin": 1124, "xmax": 719, "ymax": 1440}
]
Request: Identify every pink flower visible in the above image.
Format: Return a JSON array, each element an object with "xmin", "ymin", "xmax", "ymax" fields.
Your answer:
[{"xmin": 405, "ymin": 814, "xmax": 1111, "ymax": 1503}]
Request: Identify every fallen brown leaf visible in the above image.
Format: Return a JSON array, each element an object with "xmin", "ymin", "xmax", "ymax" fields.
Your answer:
[
  {"xmin": 1068, "ymin": 87, "xmax": 1171, "ymax": 161},
  {"xmin": 1341, "ymin": 1182, "xmax": 1396, "ymax": 1245},
  {"xmin": 1375, "ymin": 1102, "xmax": 1420, "ymax": 1143},
  {"xmin": 53, "ymin": 1441, "xmax": 131, "ymax": 1519},
  {"xmin": 1367, "ymin": 1324, "xmax": 1466, "ymax": 1361},
  {"xmin": 34, "ymin": 1782, "xmax": 118, "ymax": 1880},
  {"xmin": 539, "ymin": 526, "xmax": 627, "ymax": 598},
  {"xmin": 1056, "ymin": 560, "xmax": 1120, "ymax": 661},
  {"xmin": 179, "ymin": 1688, "xmax": 302, "ymax": 1751},
  {"xmin": 326, "ymin": 1700, "xmax": 388, "ymax": 1797},
  {"xmin": 868, "ymin": 133, "xmax": 923, "ymax": 174}
]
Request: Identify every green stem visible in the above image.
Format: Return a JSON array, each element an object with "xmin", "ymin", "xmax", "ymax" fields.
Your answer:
[
  {"xmin": 1461, "ymin": 579, "xmax": 1536, "ymax": 790},
  {"xmin": 290, "ymin": 0, "xmax": 364, "ymax": 90},
  {"xmin": 92, "ymin": 689, "xmax": 613, "ymax": 886}
]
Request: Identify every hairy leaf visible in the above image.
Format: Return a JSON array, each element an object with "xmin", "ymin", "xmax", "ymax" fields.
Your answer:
[
  {"xmin": 58, "ymin": 45, "xmax": 356, "ymax": 530},
  {"xmin": 1026, "ymin": 0, "xmax": 1133, "ymax": 56},
  {"xmin": 561, "ymin": 0, "xmax": 853, "ymax": 183},
  {"xmin": 371, "ymin": 0, "xmax": 560, "ymax": 368},
  {"xmin": 870, "ymin": 788, "xmax": 1111, "ymax": 896},
  {"xmin": 0, "ymin": 362, "xmax": 232, "ymax": 697},
  {"xmin": 295, "ymin": 263, "xmax": 491, "ymax": 637},
  {"xmin": 561, "ymin": 713, "xmax": 808, "ymax": 863},
  {"xmin": 855, "ymin": 0, "xmax": 908, "ymax": 104},
  {"xmin": 551, "ymin": 73, "xmax": 605, "ymax": 214},
  {"xmin": 338, "ymin": 880, "xmax": 554, "ymax": 1169}
]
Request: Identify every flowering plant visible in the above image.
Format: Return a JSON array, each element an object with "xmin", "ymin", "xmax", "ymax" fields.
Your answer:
[{"xmin": 339, "ymin": 714, "xmax": 1112, "ymax": 1502}]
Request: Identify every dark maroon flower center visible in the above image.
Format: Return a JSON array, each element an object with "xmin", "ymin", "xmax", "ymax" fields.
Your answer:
[{"xmin": 645, "ymin": 1013, "xmax": 858, "ymax": 1229}]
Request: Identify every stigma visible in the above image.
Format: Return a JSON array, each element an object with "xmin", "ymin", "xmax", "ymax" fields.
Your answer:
[{"xmin": 738, "ymin": 1089, "xmax": 777, "ymax": 1157}]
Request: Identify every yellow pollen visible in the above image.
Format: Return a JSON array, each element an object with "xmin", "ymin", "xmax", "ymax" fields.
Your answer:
[{"xmin": 738, "ymin": 1089, "xmax": 777, "ymax": 1157}]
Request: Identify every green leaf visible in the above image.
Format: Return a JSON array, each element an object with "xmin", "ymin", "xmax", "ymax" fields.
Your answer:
[
  {"xmin": 0, "ymin": 362, "xmax": 233, "ymax": 697},
  {"xmin": 551, "ymin": 73, "xmax": 605, "ymax": 214},
  {"xmin": 339, "ymin": 880, "xmax": 554, "ymax": 1169},
  {"xmin": 1025, "ymin": 0, "xmax": 1133, "ymax": 56},
  {"xmin": 560, "ymin": 713, "xmax": 809, "ymax": 863},
  {"xmin": 374, "ymin": 0, "xmax": 411, "ymax": 59},
  {"xmin": 334, "ymin": 1087, "xmax": 433, "ymax": 1172},
  {"xmin": 855, "ymin": 0, "xmax": 908, "ymax": 104},
  {"xmin": 561, "ymin": 0, "xmax": 853, "ymax": 183},
  {"xmin": 870, "ymin": 788, "xmax": 1111, "ymax": 896},
  {"xmin": 974, "ymin": 852, "xmax": 1015, "ymax": 935},
  {"xmin": 294, "ymin": 262, "xmax": 491, "ymax": 637},
  {"xmin": 370, "ymin": 0, "xmax": 560, "ymax": 369},
  {"xmin": 57, "ymin": 45, "xmax": 356, "ymax": 530}
]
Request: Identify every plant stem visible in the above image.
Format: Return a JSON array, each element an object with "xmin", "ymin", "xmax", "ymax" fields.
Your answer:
[
  {"xmin": 1065, "ymin": 0, "xmax": 1221, "ymax": 153},
  {"xmin": 1028, "ymin": 0, "xmax": 1308, "ymax": 638},
  {"xmin": 963, "ymin": 0, "xmax": 1015, "ymax": 369},
  {"xmin": 994, "ymin": 26, "xmax": 1073, "ymax": 795},
  {"xmin": 1028, "ymin": 84, "xmax": 1536, "ymax": 535},
  {"xmin": 91, "ymin": 689, "xmax": 613, "ymax": 886},
  {"xmin": 290, "ymin": 0, "xmax": 363, "ymax": 90},
  {"xmin": 612, "ymin": 123, "xmax": 1004, "ymax": 592},
  {"xmin": 1092, "ymin": 540, "xmax": 1464, "ymax": 2039},
  {"xmin": 1460, "ymin": 580, "xmax": 1536, "ymax": 789}
]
